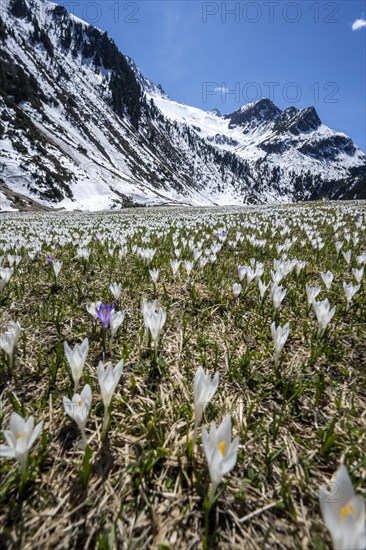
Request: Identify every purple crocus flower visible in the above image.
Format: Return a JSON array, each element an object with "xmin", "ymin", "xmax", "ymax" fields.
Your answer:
[
  {"xmin": 47, "ymin": 255, "xmax": 53, "ymax": 263},
  {"xmin": 96, "ymin": 303, "xmax": 114, "ymax": 329}
]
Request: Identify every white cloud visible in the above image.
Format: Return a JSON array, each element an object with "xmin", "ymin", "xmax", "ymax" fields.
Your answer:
[
  {"xmin": 214, "ymin": 86, "xmax": 229, "ymax": 94},
  {"xmin": 352, "ymin": 18, "xmax": 366, "ymax": 31}
]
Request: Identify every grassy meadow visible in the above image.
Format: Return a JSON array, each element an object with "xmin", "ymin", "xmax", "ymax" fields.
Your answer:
[{"xmin": 0, "ymin": 203, "xmax": 365, "ymax": 550}]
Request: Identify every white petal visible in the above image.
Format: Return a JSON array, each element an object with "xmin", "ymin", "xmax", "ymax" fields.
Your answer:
[
  {"xmin": 216, "ymin": 415, "xmax": 232, "ymax": 451},
  {"xmin": 80, "ymin": 384, "xmax": 92, "ymax": 406},
  {"xmin": 63, "ymin": 396, "xmax": 73, "ymax": 418},
  {"xmin": 334, "ymin": 465, "xmax": 356, "ymax": 507},
  {"xmin": 9, "ymin": 412, "xmax": 26, "ymax": 435},
  {"xmin": 3, "ymin": 431, "xmax": 15, "ymax": 447},
  {"xmin": 97, "ymin": 361, "xmax": 106, "ymax": 384},
  {"xmin": 201, "ymin": 425, "xmax": 210, "ymax": 461},
  {"xmin": 113, "ymin": 360, "xmax": 124, "ymax": 383},
  {"xmin": 0, "ymin": 444, "xmax": 15, "ymax": 458},
  {"xmin": 222, "ymin": 437, "xmax": 239, "ymax": 475},
  {"xmin": 28, "ymin": 421, "xmax": 43, "ymax": 448}
]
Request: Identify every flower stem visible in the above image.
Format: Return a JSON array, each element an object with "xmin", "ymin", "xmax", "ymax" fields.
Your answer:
[
  {"xmin": 9, "ymin": 352, "xmax": 18, "ymax": 384},
  {"xmin": 19, "ymin": 457, "xmax": 29, "ymax": 497},
  {"xmin": 207, "ymin": 482, "xmax": 218, "ymax": 509},
  {"xmin": 192, "ymin": 412, "xmax": 202, "ymax": 453},
  {"xmin": 102, "ymin": 410, "xmax": 110, "ymax": 439},
  {"xmin": 80, "ymin": 426, "xmax": 87, "ymax": 450},
  {"xmin": 102, "ymin": 328, "xmax": 106, "ymax": 355}
]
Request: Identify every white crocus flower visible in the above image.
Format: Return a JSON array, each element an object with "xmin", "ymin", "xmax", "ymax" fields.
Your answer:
[
  {"xmin": 319, "ymin": 464, "xmax": 366, "ymax": 550},
  {"xmin": 271, "ymin": 284, "xmax": 287, "ymax": 311},
  {"xmin": 335, "ymin": 241, "xmax": 343, "ymax": 256},
  {"xmin": 320, "ymin": 271, "xmax": 334, "ymax": 290},
  {"xmin": 170, "ymin": 259, "xmax": 181, "ymax": 278},
  {"xmin": 64, "ymin": 338, "xmax": 89, "ymax": 392},
  {"xmin": 110, "ymin": 310, "xmax": 125, "ymax": 340},
  {"xmin": 53, "ymin": 260, "xmax": 62, "ymax": 279},
  {"xmin": 141, "ymin": 298, "xmax": 158, "ymax": 317},
  {"xmin": 184, "ymin": 260, "xmax": 194, "ymax": 277},
  {"xmin": 0, "ymin": 413, "xmax": 43, "ymax": 472},
  {"xmin": 202, "ymin": 415, "xmax": 239, "ymax": 507},
  {"xmin": 306, "ymin": 284, "xmax": 321, "ymax": 306},
  {"xmin": 232, "ymin": 283, "xmax": 242, "ymax": 301},
  {"xmin": 193, "ymin": 248, "xmax": 202, "ymax": 262},
  {"xmin": 246, "ymin": 266, "xmax": 256, "ymax": 286},
  {"xmin": 76, "ymin": 247, "xmax": 90, "ymax": 260},
  {"xmin": 258, "ymin": 278, "xmax": 269, "ymax": 300},
  {"xmin": 312, "ymin": 298, "xmax": 336, "ymax": 335},
  {"xmin": 199, "ymin": 256, "xmax": 209, "ymax": 269},
  {"xmin": 0, "ymin": 268, "xmax": 13, "ymax": 292},
  {"xmin": 356, "ymin": 252, "xmax": 366, "ymax": 266},
  {"xmin": 149, "ymin": 268, "xmax": 159, "ymax": 284},
  {"xmin": 98, "ymin": 360, "xmax": 124, "ymax": 434},
  {"xmin": 109, "ymin": 282, "xmax": 122, "ymax": 301},
  {"xmin": 342, "ymin": 250, "xmax": 352, "ymax": 266},
  {"xmin": 86, "ymin": 301, "xmax": 102, "ymax": 320},
  {"xmin": 271, "ymin": 322, "xmax": 290, "ymax": 367},
  {"xmin": 142, "ymin": 300, "xmax": 166, "ymax": 348},
  {"xmin": 0, "ymin": 321, "xmax": 21, "ymax": 357},
  {"xmin": 193, "ymin": 366, "xmax": 219, "ymax": 446},
  {"xmin": 295, "ymin": 260, "xmax": 306, "ymax": 275},
  {"xmin": 63, "ymin": 384, "xmax": 92, "ymax": 450},
  {"xmin": 238, "ymin": 265, "xmax": 248, "ymax": 282},
  {"xmin": 343, "ymin": 282, "xmax": 360, "ymax": 308},
  {"xmin": 146, "ymin": 308, "xmax": 166, "ymax": 346},
  {"xmin": 352, "ymin": 267, "xmax": 364, "ymax": 284}
]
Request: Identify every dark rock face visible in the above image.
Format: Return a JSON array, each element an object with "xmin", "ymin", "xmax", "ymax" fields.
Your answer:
[
  {"xmin": 209, "ymin": 108, "xmax": 222, "ymax": 117},
  {"xmin": 272, "ymin": 106, "xmax": 321, "ymax": 136},
  {"xmin": 225, "ymin": 98, "xmax": 281, "ymax": 131},
  {"xmin": 286, "ymin": 107, "xmax": 322, "ymax": 135},
  {"xmin": 207, "ymin": 134, "xmax": 239, "ymax": 147},
  {"xmin": 298, "ymin": 135, "xmax": 356, "ymax": 161},
  {"xmin": 272, "ymin": 107, "xmax": 299, "ymax": 133},
  {"xmin": 259, "ymin": 139, "xmax": 290, "ymax": 155}
]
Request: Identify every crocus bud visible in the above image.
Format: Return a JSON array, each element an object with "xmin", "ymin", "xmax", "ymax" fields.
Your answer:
[
  {"xmin": 64, "ymin": 338, "xmax": 89, "ymax": 392},
  {"xmin": 232, "ymin": 283, "xmax": 242, "ymax": 300},
  {"xmin": 343, "ymin": 282, "xmax": 360, "ymax": 308},
  {"xmin": 271, "ymin": 321, "xmax": 290, "ymax": 367},
  {"xmin": 109, "ymin": 282, "xmax": 122, "ymax": 301},
  {"xmin": 98, "ymin": 360, "xmax": 123, "ymax": 410}
]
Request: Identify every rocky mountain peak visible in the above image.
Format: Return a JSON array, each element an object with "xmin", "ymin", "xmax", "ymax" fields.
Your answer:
[
  {"xmin": 0, "ymin": 0, "xmax": 365, "ymax": 211},
  {"xmin": 287, "ymin": 106, "xmax": 322, "ymax": 135},
  {"xmin": 225, "ymin": 98, "xmax": 282, "ymax": 130}
]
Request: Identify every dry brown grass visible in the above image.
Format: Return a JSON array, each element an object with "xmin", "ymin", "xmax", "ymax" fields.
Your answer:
[{"xmin": 0, "ymin": 204, "xmax": 365, "ymax": 549}]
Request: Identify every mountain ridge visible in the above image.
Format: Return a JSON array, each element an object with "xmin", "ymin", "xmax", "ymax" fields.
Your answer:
[{"xmin": 0, "ymin": 0, "xmax": 365, "ymax": 211}]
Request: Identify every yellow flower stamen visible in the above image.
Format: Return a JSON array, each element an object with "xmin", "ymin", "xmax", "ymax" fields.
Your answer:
[
  {"xmin": 16, "ymin": 432, "xmax": 25, "ymax": 439},
  {"xmin": 78, "ymin": 399, "xmax": 83, "ymax": 407},
  {"xmin": 219, "ymin": 441, "xmax": 226, "ymax": 456},
  {"xmin": 340, "ymin": 503, "xmax": 355, "ymax": 520}
]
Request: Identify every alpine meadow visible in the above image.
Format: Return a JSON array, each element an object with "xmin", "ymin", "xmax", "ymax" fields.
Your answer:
[{"xmin": 0, "ymin": 0, "xmax": 365, "ymax": 549}]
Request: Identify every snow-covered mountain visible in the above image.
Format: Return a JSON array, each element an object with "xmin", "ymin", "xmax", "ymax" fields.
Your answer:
[{"xmin": 0, "ymin": 0, "xmax": 365, "ymax": 211}]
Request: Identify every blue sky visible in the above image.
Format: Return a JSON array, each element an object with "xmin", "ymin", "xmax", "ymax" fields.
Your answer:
[{"xmin": 59, "ymin": 0, "xmax": 366, "ymax": 150}]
